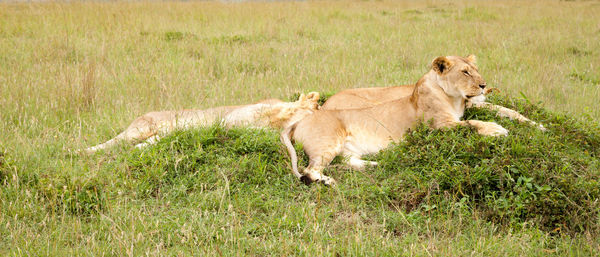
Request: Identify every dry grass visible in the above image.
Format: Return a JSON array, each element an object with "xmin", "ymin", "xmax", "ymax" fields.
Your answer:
[{"xmin": 1, "ymin": 1, "xmax": 599, "ymax": 154}]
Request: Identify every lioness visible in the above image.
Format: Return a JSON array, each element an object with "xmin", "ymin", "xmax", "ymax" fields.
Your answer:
[
  {"xmin": 281, "ymin": 55, "xmax": 511, "ymax": 185},
  {"xmin": 84, "ymin": 92, "xmax": 320, "ymax": 154},
  {"xmin": 321, "ymin": 55, "xmax": 544, "ymax": 130}
]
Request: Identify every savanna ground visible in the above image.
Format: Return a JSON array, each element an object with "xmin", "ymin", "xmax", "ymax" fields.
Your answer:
[{"xmin": 1, "ymin": 0, "xmax": 600, "ymax": 255}]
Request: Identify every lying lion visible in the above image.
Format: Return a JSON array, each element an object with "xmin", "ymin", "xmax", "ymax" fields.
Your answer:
[
  {"xmin": 321, "ymin": 56, "xmax": 545, "ymax": 130},
  {"xmin": 281, "ymin": 55, "xmax": 532, "ymax": 185},
  {"xmin": 83, "ymin": 92, "xmax": 320, "ymax": 154}
]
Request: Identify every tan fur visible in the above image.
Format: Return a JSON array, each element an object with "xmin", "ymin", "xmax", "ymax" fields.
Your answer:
[
  {"xmin": 84, "ymin": 92, "xmax": 320, "ymax": 154},
  {"xmin": 322, "ymin": 56, "xmax": 544, "ymax": 130},
  {"xmin": 282, "ymin": 56, "xmax": 511, "ymax": 185}
]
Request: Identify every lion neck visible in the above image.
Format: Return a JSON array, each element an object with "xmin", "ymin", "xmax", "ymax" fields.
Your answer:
[{"xmin": 410, "ymin": 70, "xmax": 467, "ymax": 127}]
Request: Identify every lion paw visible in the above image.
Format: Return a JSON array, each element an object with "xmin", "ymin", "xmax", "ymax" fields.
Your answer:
[
  {"xmin": 299, "ymin": 174, "xmax": 336, "ymax": 186},
  {"xmin": 319, "ymin": 176, "xmax": 336, "ymax": 186},
  {"xmin": 477, "ymin": 122, "xmax": 508, "ymax": 137},
  {"xmin": 300, "ymin": 175, "xmax": 315, "ymax": 185},
  {"xmin": 534, "ymin": 122, "xmax": 547, "ymax": 132}
]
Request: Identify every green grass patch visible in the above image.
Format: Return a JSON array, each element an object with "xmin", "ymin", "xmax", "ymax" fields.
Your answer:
[
  {"xmin": 374, "ymin": 95, "xmax": 600, "ymax": 233},
  {"xmin": 163, "ymin": 31, "xmax": 197, "ymax": 42},
  {"xmin": 121, "ymin": 126, "xmax": 290, "ymax": 199},
  {"xmin": 0, "ymin": 149, "xmax": 12, "ymax": 185},
  {"xmin": 39, "ymin": 175, "xmax": 107, "ymax": 216},
  {"xmin": 569, "ymin": 71, "xmax": 600, "ymax": 85},
  {"xmin": 2, "ymin": 95, "xmax": 599, "ymax": 255}
]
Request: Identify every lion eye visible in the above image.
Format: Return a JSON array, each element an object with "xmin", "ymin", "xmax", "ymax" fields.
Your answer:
[{"xmin": 462, "ymin": 70, "xmax": 470, "ymax": 76}]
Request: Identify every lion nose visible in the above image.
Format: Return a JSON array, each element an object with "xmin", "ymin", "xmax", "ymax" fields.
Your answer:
[{"xmin": 479, "ymin": 83, "xmax": 486, "ymax": 89}]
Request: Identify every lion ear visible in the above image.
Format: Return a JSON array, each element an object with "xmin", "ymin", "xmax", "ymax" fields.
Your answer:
[
  {"xmin": 297, "ymin": 93, "xmax": 307, "ymax": 101},
  {"xmin": 306, "ymin": 92, "xmax": 320, "ymax": 102},
  {"xmin": 432, "ymin": 56, "xmax": 453, "ymax": 74},
  {"xmin": 466, "ymin": 54, "xmax": 477, "ymax": 64}
]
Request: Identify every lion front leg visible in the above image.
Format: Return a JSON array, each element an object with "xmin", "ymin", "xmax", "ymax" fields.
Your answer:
[
  {"xmin": 134, "ymin": 135, "xmax": 162, "ymax": 149},
  {"xmin": 468, "ymin": 102, "xmax": 546, "ymax": 131},
  {"xmin": 459, "ymin": 120, "xmax": 508, "ymax": 137},
  {"xmin": 344, "ymin": 154, "xmax": 378, "ymax": 170}
]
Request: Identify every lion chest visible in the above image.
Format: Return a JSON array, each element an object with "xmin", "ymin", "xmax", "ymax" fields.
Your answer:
[{"xmin": 450, "ymin": 98, "xmax": 466, "ymax": 121}]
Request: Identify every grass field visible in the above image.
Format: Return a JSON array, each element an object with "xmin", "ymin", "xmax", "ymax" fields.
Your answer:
[{"xmin": 1, "ymin": 0, "xmax": 600, "ymax": 255}]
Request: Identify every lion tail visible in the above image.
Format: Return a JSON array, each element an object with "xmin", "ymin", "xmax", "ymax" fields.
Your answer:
[{"xmin": 280, "ymin": 123, "xmax": 302, "ymax": 179}]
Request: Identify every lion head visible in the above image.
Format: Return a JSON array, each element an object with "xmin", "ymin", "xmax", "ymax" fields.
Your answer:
[
  {"xmin": 432, "ymin": 55, "xmax": 486, "ymax": 100},
  {"xmin": 296, "ymin": 92, "xmax": 320, "ymax": 110}
]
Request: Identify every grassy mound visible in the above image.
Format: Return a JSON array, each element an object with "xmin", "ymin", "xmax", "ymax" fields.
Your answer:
[
  {"xmin": 374, "ymin": 95, "xmax": 600, "ymax": 233},
  {"xmin": 107, "ymin": 94, "xmax": 598, "ymax": 234}
]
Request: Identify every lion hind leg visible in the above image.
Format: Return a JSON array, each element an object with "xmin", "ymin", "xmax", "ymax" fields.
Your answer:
[
  {"xmin": 83, "ymin": 117, "xmax": 157, "ymax": 154},
  {"xmin": 84, "ymin": 137, "xmax": 119, "ymax": 154},
  {"xmin": 292, "ymin": 114, "xmax": 345, "ymax": 185},
  {"xmin": 346, "ymin": 155, "xmax": 378, "ymax": 170},
  {"xmin": 84, "ymin": 130, "xmax": 146, "ymax": 154},
  {"xmin": 83, "ymin": 128, "xmax": 141, "ymax": 154},
  {"xmin": 301, "ymin": 165, "xmax": 336, "ymax": 186},
  {"xmin": 134, "ymin": 135, "xmax": 162, "ymax": 149},
  {"xmin": 300, "ymin": 147, "xmax": 342, "ymax": 186}
]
